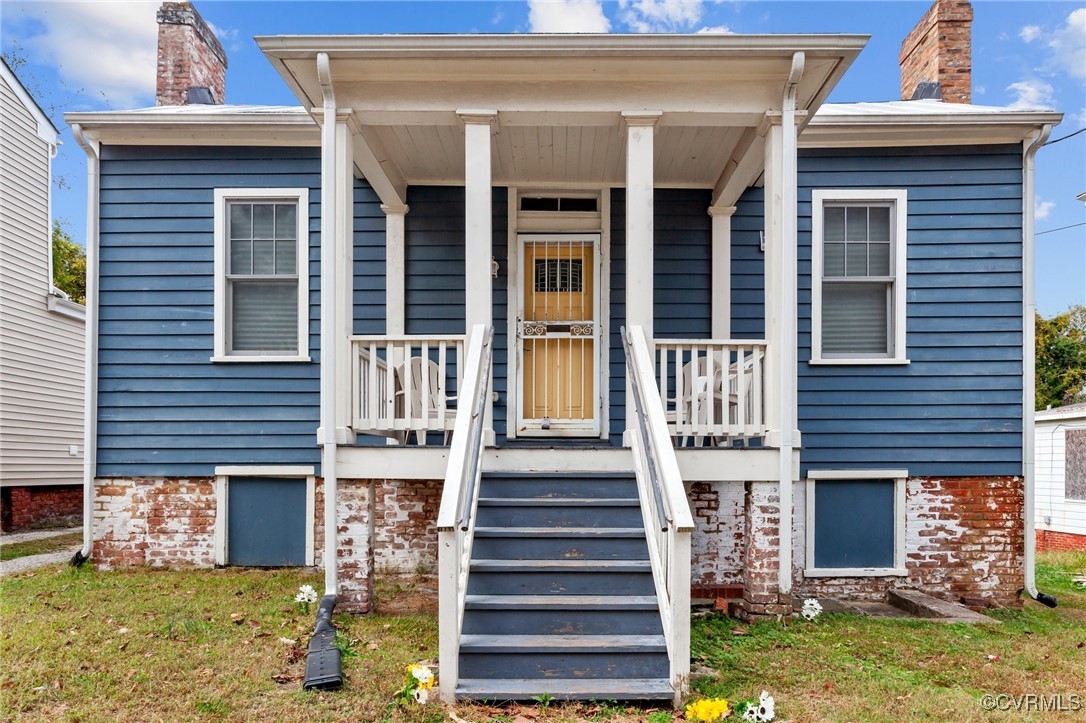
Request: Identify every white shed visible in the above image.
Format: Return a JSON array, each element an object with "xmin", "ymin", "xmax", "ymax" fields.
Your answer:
[{"xmin": 1035, "ymin": 402, "xmax": 1086, "ymax": 551}]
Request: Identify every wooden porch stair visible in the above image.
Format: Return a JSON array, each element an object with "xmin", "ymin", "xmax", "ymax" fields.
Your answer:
[{"xmin": 455, "ymin": 471, "xmax": 674, "ymax": 701}]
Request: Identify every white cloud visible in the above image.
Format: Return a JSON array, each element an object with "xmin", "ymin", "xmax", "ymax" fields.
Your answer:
[
  {"xmin": 10, "ymin": 1, "xmax": 159, "ymax": 108},
  {"xmin": 1006, "ymin": 79, "xmax": 1056, "ymax": 110},
  {"xmin": 974, "ymin": 84, "xmax": 986, "ymax": 96},
  {"xmin": 1047, "ymin": 8, "xmax": 1086, "ymax": 79},
  {"xmin": 618, "ymin": 0, "xmax": 704, "ymax": 33},
  {"xmin": 527, "ymin": 0, "xmax": 611, "ymax": 33},
  {"xmin": 206, "ymin": 20, "xmax": 242, "ymax": 52},
  {"xmin": 1019, "ymin": 25, "xmax": 1042, "ymax": 43},
  {"xmin": 696, "ymin": 24, "xmax": 733, "ymax": 34},
  {"xmin": 1036, "ymin": 200, "xmax": 1056, "ymax": 220}
]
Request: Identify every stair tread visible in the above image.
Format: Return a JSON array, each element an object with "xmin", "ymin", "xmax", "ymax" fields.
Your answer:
[
  {"xmin": 460, "ymin": 633, "xmax": 666, "ymax": 652},
  {"xmin": 482, "ymin": 472, "xmax": 636, "ymax": 479},
  {"xmin": 474, "ymin": 527, "xmax": 646, "ymax": 537},
  {"xmin": 477, "ymin": 497, "xmax": 640, "ymax": 506},
  {"xmin": 456, "ymin": 678, "xmax": 673, "ymax": 700},
  {"xmin": 465, "ymin": 594, "xmax": 658, "ymax": 609},
  {"xmin": 471, "ymin": 559, "xmax": 651, "ymax": 571}
]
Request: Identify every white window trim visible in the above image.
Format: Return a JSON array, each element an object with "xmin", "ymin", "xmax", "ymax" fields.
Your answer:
[
  {"xmin": 804, "ymin": 468, "xmax": 908, "ymax": 577},
  {"xmin": 214, "ymin": 465, "xmax": 316, "ymax": 567},
  {"xmin": 212, "ymin": 188, "xmax": 310, "ymax": 363},
  {"xmin": 810, "ymin": 189, "xmax": 908, "ymax": 366}
]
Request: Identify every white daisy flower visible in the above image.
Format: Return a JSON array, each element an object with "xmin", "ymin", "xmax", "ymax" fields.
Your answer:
[
  {"xmin": 413, "ymin": 687, "xmax": 429, "ymax": 704},
  {"xmin": 295, "ymin": 584, "xmax": 318, "ymax": 604},
  {"xmin": 755, "ymin": 690, "xmax": 775, "ymax": 721},
  {"xmin": 801, "ymin": 598, "xmax": 823, "ymax": 621}
]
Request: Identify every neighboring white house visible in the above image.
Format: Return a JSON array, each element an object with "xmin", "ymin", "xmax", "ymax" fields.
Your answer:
[
  {"xmin": 0, "ymin": 59, "xmax": 86, "ymax": 530},
  {"xmin": 1035, "ymin": 402, "xmax": 1086, "ymax": 551}
]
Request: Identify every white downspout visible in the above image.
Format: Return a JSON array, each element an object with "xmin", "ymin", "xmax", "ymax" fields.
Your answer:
[
  {"xmin": 778, "ymin": 51, "xmax": 804, "ymax": 597},
  {"xmin": 1023, "ymin": 123, "xmax": 1056, "ymax": 606},
  {"xmin": 70, "ymin": 124, "xmax": 99, "ymax": 564},
  {"xmin": 317, "ymin": 52, "xmax": 339, "ymax": 597}
]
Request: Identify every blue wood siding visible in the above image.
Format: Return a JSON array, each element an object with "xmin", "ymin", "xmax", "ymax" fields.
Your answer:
[
  {"xmin": 609, "ymin": 188, "xmax": 713, "ymax": 445},
  {"xmin": 794, "ymin": 145, "xmax": 1024, "ymax": 477},
  {"xmin": 96, "ymin": 146, "xmax": 321, "ymax": 477}
]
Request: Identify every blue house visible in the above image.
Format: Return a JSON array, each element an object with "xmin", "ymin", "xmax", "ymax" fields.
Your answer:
[{"xmin": 66, "ymin": 0, "xmax": 1062, "ymax": 703}]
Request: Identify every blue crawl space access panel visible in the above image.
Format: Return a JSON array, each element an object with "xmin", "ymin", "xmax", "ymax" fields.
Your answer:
[{"xmin": 227, "ymin": 477, "xmax": 306, "ymax": 567}]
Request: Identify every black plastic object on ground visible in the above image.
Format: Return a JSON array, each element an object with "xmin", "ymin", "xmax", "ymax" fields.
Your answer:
[{"xmin": 303, "ymin": 594, "xmax": 343, "ymax": 690}]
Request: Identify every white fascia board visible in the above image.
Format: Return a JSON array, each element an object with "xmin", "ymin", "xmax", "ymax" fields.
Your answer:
[
  {"xmin": 802, "ymin": 111, "xmax": 1064, "ymax": 148},
  {"xmin": 214, "ymin": 465, "xmax": 316, "ymax": 477},
  {"xmin": 1036, "ymin": 407, "xmax": 1086, "ymax": 423},
  {"xmin": 256, "ymin": 33, "xmax": 869, "ymax": 59},
  {"xmin": 62, "ymin": 111, "xmax": 319, "ymax": 147}
]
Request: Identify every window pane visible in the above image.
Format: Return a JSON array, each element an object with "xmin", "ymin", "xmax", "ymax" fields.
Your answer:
[
  {"xmin": 824, "ymin": 207, "xmax": 846, "ymax": 243},
  {"xmin": 275, "ymin": 239, "xmax": 297, "ymax": 275},
  {"xmin": 869, "ymin": 206, "xmax": 891, "ymax": 242},
  {"xmin": 846, "ymin": 243, "xmax": 868, "ymax": 276},
  {"xmin": 814, "ymin": 480, "xmax": 895, "ymax": 568},
  {"xmin": 870, "ymin": 242, "xmax": 891, "ymax": 276},
  {"xmin": 253, "ymin": 239, "xmax": 275, "ymax": 274},
  {"xmin": 252, "ymin": 204, "xmax": 275, "ymax": 239},
  {"xmin": 229, "ymin": 203, "xmax": 252, "ymax": 240},
  {"xmin": 231, "ymin": 280, "xmax": 298, "ymax": 353},
  {"xmin": 230, "ymin": 238, "xmax": 252, "ymax": 275},
  {"xmin": 846, "ymin": 206, "xmax": 868, "ymax": 242},
  {"xmin": 275, "ymin": 204, "xmax": 297, "ymax": 240},
  {"xmin": 822, "ymin": 281, "xmax": 889, "ymax": 355},
  {"xmin": 824, "ymin": 243, "xmax": 845, "ymax": 277}
]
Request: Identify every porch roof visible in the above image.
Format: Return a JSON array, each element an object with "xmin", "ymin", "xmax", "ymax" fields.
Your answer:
[{"xmin": 257, "ymin": 33, "xmax": 867, "ymax": 205}]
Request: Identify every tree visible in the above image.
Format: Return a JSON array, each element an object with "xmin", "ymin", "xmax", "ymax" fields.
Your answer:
[
  {"xmin": 1036, "ymin": 305, "xmax": 1086, "ymax": 410},
  {"xmin": 52, "ymin": 221, "xmax": 86, "ymax": 304}
]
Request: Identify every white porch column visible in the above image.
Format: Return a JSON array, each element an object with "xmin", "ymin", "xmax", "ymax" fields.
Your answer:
[
  {"xmin": 459, "ymin": 110, "xmax": 496, "ymax": 439},
  {"xmin": 623, "ymin": 111, "xmax": 661, "ymax": 435},
  {"xmin": 709, "ymin": 206, "xmax": 736, "ymax": 339},
  {"xmin": 334, "ymin": 117, "xmax": 355, "ymax": 441},
  {"xmin": 382, "ymin": 204, "xmax": 408, "ymax": 335}
]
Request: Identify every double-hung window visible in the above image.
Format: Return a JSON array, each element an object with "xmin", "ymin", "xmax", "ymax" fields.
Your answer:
[
  {"xmin": 213, "ymin": 189, "xmax": 309, "ymax": 362},
  {"xmin": 811, "ymin": 189, "xmax": 908, "ymax": 364}
]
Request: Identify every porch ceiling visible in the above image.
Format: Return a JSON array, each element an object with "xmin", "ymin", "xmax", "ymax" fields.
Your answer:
[{"xmin": 259, "ymin": 34, "xmax": 867, "ymax": 191}]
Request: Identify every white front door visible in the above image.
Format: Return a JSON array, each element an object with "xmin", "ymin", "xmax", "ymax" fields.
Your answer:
[{"xmin": 515, "ymin": 234, "xmax": 601, "ymax": 437}]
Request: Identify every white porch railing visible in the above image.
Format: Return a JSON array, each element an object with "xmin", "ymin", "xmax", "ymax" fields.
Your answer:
[
  {"xmin": 435, "ymin": 324, "xmax": 493, "ymax": 703},
  {"xmin": 622, "ymin": 325, "xmax": 693, "ymax": 704},
  {"xmin": 350, "ymin": 334, "xmax": 465, "ymax": 444},
  {"xmin": 654, "ymin": 338, "xmax": 767, "ymax": 446}
]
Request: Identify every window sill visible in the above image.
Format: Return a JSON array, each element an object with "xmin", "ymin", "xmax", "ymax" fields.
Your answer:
[
  {"xmin": 804, "ymin": 567, "xmax": 907, "ymax": 578},
  {"xmin": 46, "ymin": 295, "xmax": 87, "ymax": 321},
  {"xmin": 211, "ymin": 355, "xmax": 311, "ymax": 363},
  {"xmin": 808, "ymin": 358, "xmax": 910, "ymax": 366}
]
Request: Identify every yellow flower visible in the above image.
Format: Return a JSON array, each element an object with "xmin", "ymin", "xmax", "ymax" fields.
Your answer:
[{"xmin": 685, "ymin": 697, "xmax": 731, "ymax": 721}]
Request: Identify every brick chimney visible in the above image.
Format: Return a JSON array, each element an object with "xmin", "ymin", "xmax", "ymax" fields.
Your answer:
[
  {"xmin": 155, "ymin": 1, "xmax": 227, "ymax": 106},
  {"xmin": 899, "ymin": 0, "xmax": 973, "ymax": 104}
]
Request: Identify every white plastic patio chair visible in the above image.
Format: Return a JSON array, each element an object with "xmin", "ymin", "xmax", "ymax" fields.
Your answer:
[{"xmin": 394, "ymin": 356, "xmax": 456, "ymax": 446}]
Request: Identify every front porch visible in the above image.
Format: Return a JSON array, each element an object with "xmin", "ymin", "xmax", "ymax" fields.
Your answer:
[{"xmin": 261, "ymin": 34, "xmax": 865, "ymax": 703}]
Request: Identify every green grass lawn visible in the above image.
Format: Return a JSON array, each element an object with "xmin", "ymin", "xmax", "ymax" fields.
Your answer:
[
  {"xmin": 0, "ymin": 532, "xmax": 83, "ymax": 562},
  {"xmin": 1, "ymin": 553, "xmax": 1083, "ymax": 722}
]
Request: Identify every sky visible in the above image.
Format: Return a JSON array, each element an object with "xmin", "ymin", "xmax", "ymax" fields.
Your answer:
[{"xmin": 2, "ymin": 0, "xmax": 1084, "ymax": 315}]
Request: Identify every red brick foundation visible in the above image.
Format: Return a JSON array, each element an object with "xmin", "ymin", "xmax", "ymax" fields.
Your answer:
[
  {"xmin": 687, "ymin": 481, "xmax": 745, "ymax": 589},
  {"xmin": 1037, "ymin": 529, "xmax": 1086, "ymax": 552},
  {"xmin": 794, "ymin": 476, "xmax": 1025, "ymax": 608},
  {"xmin": 1, "ymin": 484, "xmax": 82, "ymax": 531},
  {"xmin": 737, "ymin": 481, "xmax": 792, "ymax": 620},
  {"xmin": 372, "ymin": 478, "xmax": 442, "ymax": 575}
]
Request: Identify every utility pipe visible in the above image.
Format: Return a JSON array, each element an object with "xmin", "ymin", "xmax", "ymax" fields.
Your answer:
[
  {"xmin": 1022, "ymin": 123, "xmax": 1057, "ymax": 608},
  {"xmin": 317, "ymin": 52, "xmax": 339, "ymax": 599},
  {"xmin": 777, "ymin": 51, "xmax": 804, "ymax": 596},
  {"xmin": 70, "ymin": 124, "xmax": 99, "ymax": 566}
]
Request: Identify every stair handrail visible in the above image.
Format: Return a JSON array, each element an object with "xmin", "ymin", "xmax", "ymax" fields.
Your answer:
[
  {"xmin": 436, "ymin": 323, "xmax": 493, "ymax": 703},
  {"xmin": 622, "ymin": 324, "xmax": 693, "ymax": 704}
]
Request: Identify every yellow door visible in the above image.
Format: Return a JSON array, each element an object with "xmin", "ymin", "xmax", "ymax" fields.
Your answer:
[{"xmin": 518, "ymin": 237, "xmax": 598, "ymax": 434}]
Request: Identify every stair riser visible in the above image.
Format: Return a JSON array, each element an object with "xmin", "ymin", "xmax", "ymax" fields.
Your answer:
[
  {"xmin": 476, "ymin": 506, "xmax": 643, "ymax": 528},
  {"xmin": 467, "ymin": 571, "xmax": 656, "ymax": 596},
  {"xmin": 459, "ymin": 652, "xmax": 669, "ymax": 680},
  {"xmin": 462, "ymin": 609, "xmax": 662, "ymax": 636},
  {"xmin": 480, "ymin": 479, "xmax": 638, "ymax": 499},
  {"xmin": 473, "ymin": 536, "xmax": 649, "ymax": 561}
]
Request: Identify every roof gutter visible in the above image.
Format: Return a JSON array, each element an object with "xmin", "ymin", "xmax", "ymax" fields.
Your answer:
[
  {"xmin": 69, "ymin": 123, "xmax": 100, "ymax": 567},
  {"xmin": 1022, "ymin": 123, "xmax": 1057, "ymax": 608}
]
